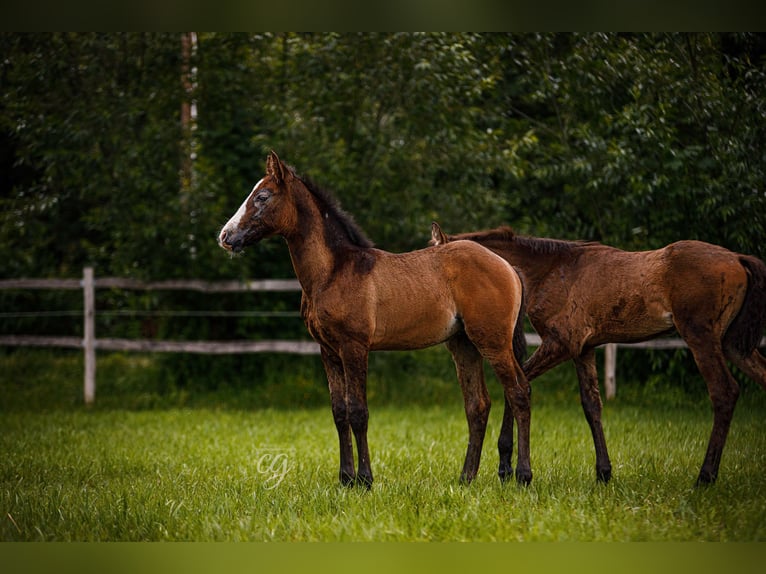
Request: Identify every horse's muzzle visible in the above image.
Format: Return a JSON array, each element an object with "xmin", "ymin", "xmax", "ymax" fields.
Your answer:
[{"xmin": 218, "ymin": 228, "xmax": 242, "ymax": 253}]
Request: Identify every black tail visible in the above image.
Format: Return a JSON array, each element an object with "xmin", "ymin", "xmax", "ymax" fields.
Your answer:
[
  {"xmin": 726, "ymin": 255, "xmax": 766, "ymax": 356},
  {"xmin": 512, "ymin": 275, "xmax": 528, "ymax": 365}
]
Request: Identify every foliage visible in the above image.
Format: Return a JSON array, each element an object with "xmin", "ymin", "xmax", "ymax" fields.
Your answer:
[
  {"xmin": 0, "ymin": 33, "xmax": 185, "ymax": 279},
  {"xmin": 494, "ymin": 33, "xmax": 766, "ymax": 253},
  {"xmin": 1, "ymin": 33, "xmax": 766, "ymax": 384},
  {"xmin": 5, "ymin": 33, "xmax": 763, "ymax": 277}
]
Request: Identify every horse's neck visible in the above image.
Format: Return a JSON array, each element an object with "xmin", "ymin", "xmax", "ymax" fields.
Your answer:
[
  {"xmin": 284, "ymin": 231, "xmax": 335, "ymax": 295},
  {"xmin": 283, "ymin": 208, "xmax": 354, "ymax": 296}
]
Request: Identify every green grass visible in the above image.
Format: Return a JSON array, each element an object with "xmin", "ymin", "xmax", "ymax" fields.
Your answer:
[{"xmin": 2, "ymin": 349, "xmax": 766, "ymax": 541}]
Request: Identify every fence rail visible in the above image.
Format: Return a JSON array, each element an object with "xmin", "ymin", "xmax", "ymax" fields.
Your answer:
[
  {"xmin": 0, "ymin": 267, "xmax": 735, "ymax": 405},
  {"xmin": 0, "ymin": 267, "xmax": 312, "ymax": 404}
]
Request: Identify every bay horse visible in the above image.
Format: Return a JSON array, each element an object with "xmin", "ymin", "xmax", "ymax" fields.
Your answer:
[
  {"xmin": 218, "ymin": 152, "xmax": 530, "ymax": 487},
  {"xmin": 430, "ymin": 222, "xmax": 766, "ymax": 485}
]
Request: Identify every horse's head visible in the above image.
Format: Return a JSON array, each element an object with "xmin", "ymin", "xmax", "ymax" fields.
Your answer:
[{"xmin": 218, "ymin": 151, "xmax": 298, "ymax": 253}]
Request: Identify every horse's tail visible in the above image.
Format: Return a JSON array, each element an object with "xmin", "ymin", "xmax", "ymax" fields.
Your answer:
[
  {"xmin": 512, "ymin": 273, "xmax": 528, "ymax": 365},
  {"xmin": 726, "ymin": 255, "xmax": 766, "ymax": 357}
]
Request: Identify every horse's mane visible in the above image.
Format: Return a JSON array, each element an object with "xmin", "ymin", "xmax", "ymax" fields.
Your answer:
[
  {"xmin": 292, "ymin": 167, "xmax": 374, "ymax": 249},
  {"xmin": 455, "ymin": 226, "xmax": 600, "ymax": 257}
]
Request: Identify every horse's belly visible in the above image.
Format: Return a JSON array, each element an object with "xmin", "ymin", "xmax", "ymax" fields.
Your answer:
[
  {"xmin": 370, "ymin": 311, "xmax": 460, "ymax": 351},
  {"xmin": 598, "ymin": 305, "xmax": 675, "ymax": 344}
]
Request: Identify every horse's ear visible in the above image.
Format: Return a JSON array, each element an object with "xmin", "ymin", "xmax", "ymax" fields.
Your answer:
[
  {"xmin": 266, "ymin": 150, "xmax": 288, "ymax": 184},
  {"xmin": 430, "ymin": 221, "xmax": 448, "ymax": 246}
]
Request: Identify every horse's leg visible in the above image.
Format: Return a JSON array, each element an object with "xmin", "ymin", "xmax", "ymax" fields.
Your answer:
[
  {"xmin": 497, "ymin": 396, "xmax": 515, "ymax": 483},
  {"xmin": 493, "ymin": 356, "xmax": 532, "ymax": 485},
  {"xmin": 445, "ymin": 332, "xmax": 490, "ymax": 484},
  {"xmin": 340, "ymin": 344, "xmax": 373, "ymax": 488},
  {"xmin": 321, "ymin": 347, "xmax": 356, "ymax": 486},
  {"xmin": 475, "ymin": 340, "xmax": 532, "ymax": 485},
  {"xmin": 495, "ymin": 334, "xmax": 570, "ymax": 482},
  {"xmin": 574, "ymin": 349, "xmax": 612, "ymax": 482},
  {"xmin": 685, "ymin": 338, "xmax": 740, "ymax": 485},
  {"xmin": 523, "ymin": 335, "xmax": 573, "ymax": 381},
  {"xmin": 726, "ymin": 348, "xmax": 766, "ymax": 392}
]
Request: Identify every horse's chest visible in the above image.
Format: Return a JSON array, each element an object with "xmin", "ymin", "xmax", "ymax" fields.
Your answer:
[{"xmin": 301, "ymin": 297, "xmax": 367, "ymax": 349}]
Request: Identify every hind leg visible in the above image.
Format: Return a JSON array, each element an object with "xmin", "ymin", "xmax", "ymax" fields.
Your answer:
[
  {"xmin": 481, "ymin": 348, "xmax": 531, "ymax": 485},
  {"xmin": 446, "ymin": 332, "xmax": 490, "ymax": 484},
  {"xmin": 466, "ymin": 327, "xmax": 532, "ymax": 484},
  {"xmin": 496, "ymin": 334, "xmax": 570, "ymax": 481},
  {"xmin": 499, "ymin": 359, "xmax": 532, "ymax": 484},
  {"xmin": 574, "ymin": 349, "xmax": 612, "ymax": 482},
  {"xmin": 497, "ymin": 396, "xmax": 515, "ymax": 483},
  {"xmin": 686, "ymin": 339, "xmax": 741, "ymax": 485},
  {"xmin": 727, "ymin": 348, "xmax": 766, "ymax": 392}
]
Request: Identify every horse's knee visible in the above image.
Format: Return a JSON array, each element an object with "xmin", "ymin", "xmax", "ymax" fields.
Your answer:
[
  {"xmin": 347, "ymin": 402, "xmax": 369, "ymax": 432},
  {"xmin": 464, "ymin": 402, "xmax": 490, "ymax": 442},
  {"xmin": 330, "ymin": 399, "xmax": 349, "ymax": 428}
]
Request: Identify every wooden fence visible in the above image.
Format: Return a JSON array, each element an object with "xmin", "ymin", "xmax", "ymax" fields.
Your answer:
[
  {"xmin": 0, "ymin": 267, "xmax": 716, "ymax": 404},
  {"xmin": 0, "ymin": 267, "xmax": 317, "ymax": 404}
]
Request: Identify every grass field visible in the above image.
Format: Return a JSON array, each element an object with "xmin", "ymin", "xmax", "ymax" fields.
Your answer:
[{"xmin": 2, "ymin": 349, "xmax": 766, "ymax": 542}]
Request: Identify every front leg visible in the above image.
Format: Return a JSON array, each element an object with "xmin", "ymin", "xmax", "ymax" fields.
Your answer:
[
  {"xmin": 321, "ymin": 347, "xmax": 355, "ymax": 486},
  {"xmin": 523, "ymin": 334, "xmax": 572, "ymax": 381},
  {"xmin": 341, "ymin": 344, "xmax": 373, "ymax": 488}
]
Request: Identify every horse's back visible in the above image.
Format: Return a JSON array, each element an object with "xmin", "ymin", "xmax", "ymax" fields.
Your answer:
[{"xmin": 531, "ymin": 240, "xmax": 752, "ymax": 347}]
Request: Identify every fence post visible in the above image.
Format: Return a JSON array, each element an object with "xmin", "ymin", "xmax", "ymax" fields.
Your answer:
[
  {"xmin": 83, "ymin": 267, "xmax": 96, "ymax": 405},
  {"xmin": 604, "ymin": 343, "xmax": 617, "ymax": 400}
]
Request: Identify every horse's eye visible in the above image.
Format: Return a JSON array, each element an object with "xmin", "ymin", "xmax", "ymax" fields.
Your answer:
[{"xmin": 254, "ymin": 191, "xmax": 270, "ymax": 204}]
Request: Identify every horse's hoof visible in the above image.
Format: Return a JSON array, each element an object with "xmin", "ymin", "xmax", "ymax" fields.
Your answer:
[
  {"xmin": 597, "ymin": 467, "xmax": 612, "ymax": 483},
  {"xmin": 695, "ymin": 472, "xmax": 716, "ymax": 487},
  {"xmin": 356, "ymin": 474, "xmax": 373, "ymax": 490},
  {"xmin": 339, "ymin": 471, "xmax": 356, "ymax": 487},
  {"xmin": 498, "ymin": 466, "xmax": 514, "ymax": 484},
  {"xmin": 516, "ymin": 469, "xmax": 532, "ymax": 486}
]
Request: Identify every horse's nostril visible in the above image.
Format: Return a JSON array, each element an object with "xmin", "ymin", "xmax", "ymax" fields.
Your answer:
[{"xmin": 219, "ymin": 229, "xmax": 228, "ymax": 245}]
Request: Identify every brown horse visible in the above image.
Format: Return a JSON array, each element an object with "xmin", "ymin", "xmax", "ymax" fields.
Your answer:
[
  {"xmin": 431, "ymin": 222, "xmax": 766, "ymax": 485},
  {"xmin": 218, "ymin": 152, "xmax": 530, "ymax": 487}
]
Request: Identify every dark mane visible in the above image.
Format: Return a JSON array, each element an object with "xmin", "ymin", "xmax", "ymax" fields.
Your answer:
[
  {"xmin": 293, "ymin": 168, "xmax": 374, "ymax": 249},
  {"xmin": 513, "ymin": 233, "xmax": 600, "ymax": 258},
  {"xmin": 455, "ymin": 226, "xmax": 600, "ymax": 258}
]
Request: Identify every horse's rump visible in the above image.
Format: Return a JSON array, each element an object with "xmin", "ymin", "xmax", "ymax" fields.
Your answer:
[{"xmin": 726, "ymin": 255, "xmax": 766, "ymax": 357}]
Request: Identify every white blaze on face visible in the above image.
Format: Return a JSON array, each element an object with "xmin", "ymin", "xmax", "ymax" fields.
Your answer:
[{"xmin": 220, "ymin": 178, "xmax": 264, "ymax": 240}]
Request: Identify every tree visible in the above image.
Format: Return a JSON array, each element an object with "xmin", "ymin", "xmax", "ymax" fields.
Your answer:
[
  {"xmin": 0, "ymin": 33, "xmax": 185, "ymax": 279},
  {"xmin": 493, "ymin": 33, "xmax": 766, "ymax": 256}
]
